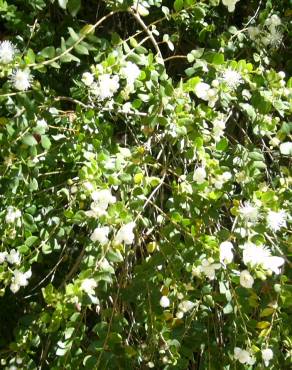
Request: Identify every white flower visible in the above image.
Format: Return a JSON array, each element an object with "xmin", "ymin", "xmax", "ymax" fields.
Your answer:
[
  {"xmin": 278, "ymin": 71, "xmax": 285, "ymax": 79},
  {"xmin": 234, "ymin": 347, "xmax": 256, "ymax": 365},
  {"xmin": 114, "ymin": 222, "xmax": 135, "ymax": 245},
  {"xmin": 270, "ymin": 137, "xmax": 280, "ymax": 147},
  {"xmin": 5, "ymin": 207, "xmax": 22, "ymax": 223},
  {"xmin": 248, "ymin": 26, "xmax": 260, "ymax": 40},
  {"xmin": 222, "ymin": 0, "xmax": 240, "ymax": 12},
  {"xmin": 214, "ymin": 172, "xmax": 232, "ymax": 189},
  {"xmin": 0, "ymin": 40, "xmax": 16, "ymax": 64},
  {"xmin": 92, "ymin": 74, "xmax": 120, "ymax": 100},
  {"xmin": 10, "ymin": 283, "xmax": 20, "ymax": 294},
  {"xmin": 239, "ymin": 201, "xmax": 259, "ymax": 222},
  {"xmin": 121, "ymin": 61, "xmax": 140, "ymax": 86},
  {"xmin": 262, "ymin": 256, "xmax": 284, "ymax": 275},
  {"xmin": 10, "ymin": 269, "xmax": 32, "ymax": 293},
  {"xmin": 262, "ymin": 348, "xmax": 273, "ymax": 367},
  {"xmin": 222, "ymin": 69, "xmax": 242, "ymax": 89},
  {"xmin": 201, "ymin": 259, "xmax": 221, "ymax": 280},
  {"xmin": 176, "ymin": 311, "xmax": 184, "ymax": 319},
  {"xmin": 122, "ymin": 102, "xmax": 133, "ymax": 114},
  {"xmin": 83, "ymin": 181, "xmax": 95, "ymax": 192},
  {"xmin": 81, "ymin": 278, "xmax": 97, "ymax": 295},
  {"xmin": 6, "ymin": 249, "xmax": 21, "ymax": 265},
  {"xmin": 82, "ymin": 72, "xmax": 94, "ymax": 86},
  {"xmin": 219, "ymin": 241, "xmax": 234, "ymax": 265},
  {"xmin": 90, "ymin": 226, "xmax": 110, "ymax": 245},
  {"xmin": 213, "ymin": 119, "xmax": 226, "ymax": 140},
  {"xmin": 160, "ymin": 295, "xmax": 170, "ymax": 308},
  {"xmin": 240, "ymin": 270, "xmax": 254, "ymax": 289},
  {"xmin": 0, "ymin": 252, "xmax": 8, "ymax": 263},
  {"xmin": 91, "ymin": 188, "xmax": 116, "ymax": 203},
  {"xmin": 265, "ymin": 29, "xmax": 283, "ymax": 48},
  {"xmin": 194, "ymin": 82, "xmax": 211, "ymax": 101},
  {"xmin": 85, "ymin": 189, "xmax": 116, "ymax": 218},
  {"xmin": 11, "ymin": 69, "xmax": 32, "ymax": 91},
  {"xmin": 178, "ymin": 300, "xmax": 195, "ymax": 313},
  {"xmin": 193, "ymin": 167, "xmax": 207, "ymax": 184},
  {"xmin": 242, "ymin": 243, "xmax": 284, "ymax": 274},
  {"xmin": 267, "ymin": 210, "xmax": 287, "ymax": 232},
  {"xmin": 265, "ymin": 14, "xmax": 281, "ymax": 29},
  {"xmin": 242, "ymin": 242, "xmax": 270, "ymax": 267}
]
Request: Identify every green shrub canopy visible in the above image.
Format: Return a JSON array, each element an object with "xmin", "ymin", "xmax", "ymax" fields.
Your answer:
[{"xmin": 0, "ymin": 0, "xmax": 291, "ymax": 369}]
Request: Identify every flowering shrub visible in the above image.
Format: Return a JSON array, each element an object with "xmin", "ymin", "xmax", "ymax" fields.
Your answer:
[{"xmin": 0, "ymin": 0, "xmax": 291, "ymax": 369}]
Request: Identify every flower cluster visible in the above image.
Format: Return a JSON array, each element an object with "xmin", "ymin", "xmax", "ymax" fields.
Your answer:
[
  {"xmin": 248, "ymin": 13, "xmax": 283, "ymax": 49},
  {"xmin": 82, "ymin": 61, "xmax": 141, "ymax": 103}
]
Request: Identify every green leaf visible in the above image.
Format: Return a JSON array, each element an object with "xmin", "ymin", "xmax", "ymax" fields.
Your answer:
[
  {"xmin": 183, "ymin": 76, "xmax": 200, "ymax": 92},
  {"xmin": 68, "ymin": 27, "xmax": 80, "ymax": 41},
  {"xmin": 41, "ymin": 135, "xmax": 51, "ymax": 149},
  {"xmin": 40, "ymin": 46, "xmax": 56, "ymax": 59},
  {"xmin": 74, "ymin": 43, "xmax": 89, "ymax": 55},
  {"xmin": 68, "ymin": 0, "xmax": 81, "ymax": 17},
  {"xmin": 223, "ymin": 303, "xmax": 233, "ymax": 314},
  {"xmin": 256, "ymin": 321, "xmax": 270, "ymax": 329},
  {"xmin": 193, "ymin": 6, "xmax": 205, "ymax": 19},
  {"xmin": 212, "ymin": 53, "xmax": 224, "ymax": 65},
  {"xmin": 22, "ymin": 135, "xmax": 38, "ymax": 146},
  {"xmin": 25, "ymin": 48, "xmax": 35, "ymax": 64},
  {"xmin": 216, "ymin": 138, "xmax": 228, "ymax": 151},
  {"xmin": 260, "ymin": 308, "xmax": 274, "ymax": 318},
  {"xmin": 174, "ymin": 0, "xmax": 184, "ymax": 12},
  {"xmin": 107, "ymin": 250, "xmax": 123, "ymax": 263},
  {"xmin": 25, "ymin": 236, "xmax": 39, "ymax": 247},
  {"xmin": 239, "ymin": 103, "xmax": 256, "ymax": 122}
]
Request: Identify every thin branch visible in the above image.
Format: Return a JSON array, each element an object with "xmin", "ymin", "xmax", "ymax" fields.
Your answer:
[
  {"xmin": 164, "ymin": 55, "xmax": 188, "ymax": 62},
  {"xmin": 28, "ymin": 11, "xmax": 117, "ymax": 68},
  {"xmin": 129, "ymin": 7, "xmax": 164, "ymax": 64}
]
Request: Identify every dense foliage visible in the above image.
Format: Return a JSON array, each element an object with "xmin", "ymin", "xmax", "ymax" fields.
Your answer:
[{"xmin": 0, "ymin": 0, "xmax": 291, "ymax": 369}]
